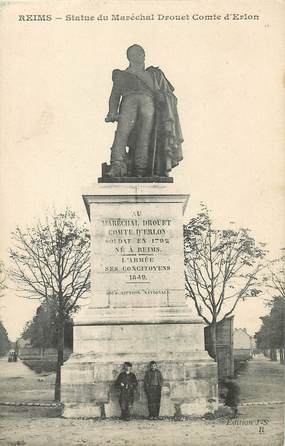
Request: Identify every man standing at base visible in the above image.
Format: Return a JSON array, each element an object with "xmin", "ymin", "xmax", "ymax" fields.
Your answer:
[
  {"xmin": 115, "ymin": 362, "xmax": 138, "ymax": 420},
  {"xmin": 222, "ymin": 376, "xmax": 241, "ymax": 417},
  {"xmin": 144, "ymin": 361, "xmax": 164, "ymax": 419}
]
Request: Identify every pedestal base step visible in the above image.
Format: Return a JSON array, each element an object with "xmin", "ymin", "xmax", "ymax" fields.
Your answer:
[{"xmin": 61, "ymin": 355, "xmax": 218, "ymax": 418}]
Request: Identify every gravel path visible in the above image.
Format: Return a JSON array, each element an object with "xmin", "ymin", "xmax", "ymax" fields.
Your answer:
[{"xmin": 0, "ymin": 355, "xmax": 283, "ymax": 445}]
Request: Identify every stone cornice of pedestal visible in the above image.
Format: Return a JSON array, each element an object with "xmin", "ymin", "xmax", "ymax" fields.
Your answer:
[
  {"xmin": 82, "ymin": 183, "xmax": 190, "ymax": 219},
  {"xmin": 74, "ymin": 306, "xmax": 203, "ymax": 326},
  {"xmin": 67, "ymin": 351, "xmax": 213, "ymax": 363}
]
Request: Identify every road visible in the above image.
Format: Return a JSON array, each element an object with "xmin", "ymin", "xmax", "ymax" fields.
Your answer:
[
  {"xmin": 0, "ymin": 357, "xmax": 37, "ymax": 379},
  {"xmin": 237, "ymin": 354, "xmax": 284, "ymax": 404},
  {"xmin": 0, "ymin": 355, "xmax": 283, "ymax": 445},
  {"xmin": 0, "ymin": 357, "xmax": 54, "ymax": 403}
]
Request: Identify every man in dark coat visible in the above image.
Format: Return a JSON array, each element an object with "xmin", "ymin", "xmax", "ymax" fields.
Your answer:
[
  {"xmin": 144, "ymin": 361, "xmax": 164, "ymax": 419},
  {"xmin": 223, "ymin": 376, "xmax": 241, "ymax": 417},
  {"xmin": 115, "ymin": 362, "xmax": 138, "ymax": 420}
]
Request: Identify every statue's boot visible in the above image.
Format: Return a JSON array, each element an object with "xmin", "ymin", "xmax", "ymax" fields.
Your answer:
[
  {"xmin": 106, "ymin": 160, "xmax": 127, "ymax": 178},
  {"xmin": 136, "ymin": 168, "xmax": 147, "ymax": 178}
]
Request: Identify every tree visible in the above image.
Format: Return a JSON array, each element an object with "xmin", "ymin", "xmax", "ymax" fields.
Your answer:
[
  {"xmin": 255, "ymin": 251, "xmax": 285, "ymax": 363},
  {"xmin": 21, "ymin": 304, "xmax": 58, "ymax": 353},
  {"xmin": 0, "ymin": 260, "xmax": 6, "ymax": 322},
  {"xmin": 264, "ymin": 250, "xmax": 285, "ymax": 299},
  {"xmin": 0, "ymin": 321, "xmax": 11, "ymax": 356},
  {"xmin": 0, "ymin": 261, "xmax": 10, "ymax": 356},
  {"xmin": 0, "ymin": 260, "xmax": 7, "ymax": 301},
  {"xmin": 10, "ymin": 208, "xmax": 90, "ymax": 400},
  {"xmin": 184, "ymin": 205, "xmax": 266, "ymax": 359},
  {"xmin": 267, "ymin": 296, "xmax": 285, "ymax": 363},
  {"xmin": 255, "ymin": 296, "xmax": 285, "ymax": 363},
  {"xmin": 21, "ymin": 303, "xmax": 73, "ymax": 353}
]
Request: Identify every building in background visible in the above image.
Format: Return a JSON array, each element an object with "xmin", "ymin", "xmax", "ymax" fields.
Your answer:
[{"xmin": 233, "ymin": 328, "xmax": 254, "ymax": 369}]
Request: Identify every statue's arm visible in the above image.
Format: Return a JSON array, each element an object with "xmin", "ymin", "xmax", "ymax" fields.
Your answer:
[{"xmin": 105, "ymin": 70, "xmax": 121, "ymax": 122}]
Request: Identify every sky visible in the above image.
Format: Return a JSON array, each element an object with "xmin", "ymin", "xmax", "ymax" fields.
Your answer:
[{"xmin": 0, "ymin": 0, "xmax": 284, "ymax": 341}]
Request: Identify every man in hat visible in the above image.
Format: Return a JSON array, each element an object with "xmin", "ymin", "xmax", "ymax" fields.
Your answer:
[
  {"xmin": 115, "ymin": 362, "xmax": 138, "ymax": 420},
  {"xmin": 144, "ymin": 360, "xmax": 164, "ymax": 419}
]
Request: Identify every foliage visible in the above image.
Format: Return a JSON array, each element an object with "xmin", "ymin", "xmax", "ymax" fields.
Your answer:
[
  {"xmin": 0, "ymin": 321, "xmax": 11, "ymax": 356},
  {"xmin": 0, "ymin": 261, "xmax": 10, "ymax": 356},
  {"xmin": 0, "ymin": 260, "xmax": 7, "ymax": 299},
  {"xmin": 255, "ymin": 296, "xmax": 285, "ymax": 352},
  {"xmin": 21, "ymin": 304, "xmax": 58, "ymax": 349},
  {"xmin": 21, "ymin": 303, "xmax": 73, "ymax": 350},
  {"xmin": 256, "ymin": 252, "xmax": 285, "ymax": 362},
  {"xmin": 184, "ymin": 204, "xmax": 267, "ymax": 326}
]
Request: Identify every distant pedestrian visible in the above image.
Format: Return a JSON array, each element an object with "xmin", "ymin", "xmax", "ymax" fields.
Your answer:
[
  {"xmin": 223, "ymin": 376, "xmax": 241, "ymax": 417},
  {"xmin": 115, "ymin": 362, "xmax": 138, "ymax": 420},
  {"xmin": 144, "ymin": 361, "xmax": 163, "ymax": 419},
  {"xmin": 8, "ymin": 349, "xmax": 17, "ymax": 362}
]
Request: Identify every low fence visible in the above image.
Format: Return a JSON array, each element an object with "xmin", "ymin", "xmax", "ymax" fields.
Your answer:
[
  {"xmin": 18, "ymin": 347, "xmax": 72, "ymax": 360},
  {"xmin": 19, "ymin": 347, "xmax": 72, "ymax": 374}
]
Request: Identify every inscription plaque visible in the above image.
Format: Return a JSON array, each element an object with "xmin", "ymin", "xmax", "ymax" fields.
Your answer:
[{"xmin": 90, "ymin": 201, "xmax": 186, "ymax": 308}]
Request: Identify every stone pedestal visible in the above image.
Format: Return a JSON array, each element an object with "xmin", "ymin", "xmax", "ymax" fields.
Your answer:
[{"xmin": 61, "ymin": 183, "xmax": 218, "ymax": 417}]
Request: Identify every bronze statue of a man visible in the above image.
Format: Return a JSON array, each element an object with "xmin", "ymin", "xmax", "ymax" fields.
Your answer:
[{"xmin": 105, "ymin": 44, "xmax": 183, "ymax": 178}]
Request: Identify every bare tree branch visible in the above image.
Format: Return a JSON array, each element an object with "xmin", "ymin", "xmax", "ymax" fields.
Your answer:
[
  {"xmin": 9, "ymin": 208, "xmax": 91, "ymax": 401},
  {"xmin": 184, "ymin": 205, "xmax": 267, "ymax": 358}
]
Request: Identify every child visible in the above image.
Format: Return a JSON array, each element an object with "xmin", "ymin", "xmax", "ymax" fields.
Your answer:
[
  {"xmin": 115, "ymin": 362, "xmax": 138, "ymax": 420},
  {"xmin": 144, "ymin": 361, "xmax": 164, "ymax": 420}
]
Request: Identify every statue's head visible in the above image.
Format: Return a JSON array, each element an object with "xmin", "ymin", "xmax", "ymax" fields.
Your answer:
[{"xmin": 127, "ymin": 44, "xmax": 145, "ymax": 64}]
